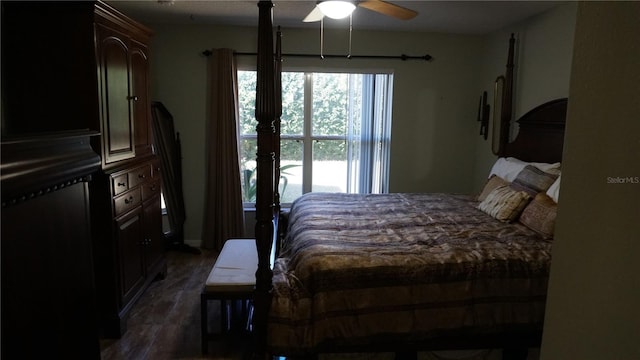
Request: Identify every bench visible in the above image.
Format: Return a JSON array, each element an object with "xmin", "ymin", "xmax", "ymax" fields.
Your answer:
[{"xmin": 200, "ymin": 239, "xmax": 257, "ymax": 354}]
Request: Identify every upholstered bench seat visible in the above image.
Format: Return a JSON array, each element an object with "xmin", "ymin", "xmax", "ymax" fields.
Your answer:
[
  {"xmin": 201, "ymin": 239, "xmax": 257, "ymax": 354},
  {"xmin": 204, "ymin": 239, "xmax": 257, "ymax": 292}
]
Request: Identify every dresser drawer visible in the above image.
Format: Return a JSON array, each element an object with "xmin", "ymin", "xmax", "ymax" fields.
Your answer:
[
  {"xmin": 112, "ymin": 174, "xmax": 129, "ymax": 196},
  {"xmin": 128, "ymin": 165, "xmax": 151, "ymax": 188},
  {"xmin": 113, "ymin": 188, "xmax": 141, "ymax": 217},
  {"xmin": 141, "ymin": 180, "xmax": 160, "ymax": 201}
]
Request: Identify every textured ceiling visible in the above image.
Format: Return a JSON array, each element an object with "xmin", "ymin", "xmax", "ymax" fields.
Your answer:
[{"xmin": 106, "ymin": 1, "xmax": 566, "ymax": 34}]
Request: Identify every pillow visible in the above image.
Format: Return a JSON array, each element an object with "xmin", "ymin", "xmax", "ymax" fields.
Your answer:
[
  {"xmin": 519, "ymin": 193, "xmax": 558, "ymax": 239},
  {"xmin": 546, "ymin": 174, "xmax": 561, "ymax": 203},
  {"xmin": 510, "ymin": 165, "xmax": 560, "ymax": 197},
  {"xmin": 478, "ymin": 185, "xmax": 531, "ymax": 222},
  {"xmin": 489, "ymin": 157, "xmax": 561, "ymax": 182},
  {"xmin": 477, "ymin": 175, "xmax": 509, "ymax": 202}
]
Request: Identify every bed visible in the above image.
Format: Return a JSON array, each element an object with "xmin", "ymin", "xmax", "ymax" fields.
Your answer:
[{"xmin": 250, "ymin": 1, "xmax": 567, "ymax": 358}]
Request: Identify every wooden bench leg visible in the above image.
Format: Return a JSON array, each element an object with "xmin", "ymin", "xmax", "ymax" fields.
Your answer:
[
  {"xmin": 245, "ymin": 300, "xmax": 254, "ymax": 332},
  {"xmin": 221, "ymin": 299, "xmax": 229, "ymax": 333},
  {"xmin": 201, "ymin": 293, "xmax": 208, "ymax": 355}
]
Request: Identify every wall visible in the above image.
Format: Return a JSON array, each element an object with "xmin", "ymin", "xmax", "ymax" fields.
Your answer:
[
  {"xmin": 147, "ymin": 4, "xmax": 578, "ymax": 246},
  {"xmin": 541, "ymin": 2, "xmax": 640, "ymax": 359},
  {"xmin": 472, "ymin": 3, "xmax": 577, "ymax": 192},
  {"xmin": 149, "ymin": 23, "xmax": 482, "ymax": 245}
]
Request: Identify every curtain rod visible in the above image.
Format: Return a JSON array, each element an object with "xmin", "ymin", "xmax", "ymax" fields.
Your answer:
[{"xmin": 202, "ymin": 50, "xmax": 432, "ymax": 61}]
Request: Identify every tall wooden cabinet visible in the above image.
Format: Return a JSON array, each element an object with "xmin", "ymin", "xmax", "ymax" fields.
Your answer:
[
  {"xmin": 91, "ymin": 2, "xmax": 167, "ymax": 338},
  {"xmin": 1, "ymin": 0, "xmax": 166, "ymax": 341}
]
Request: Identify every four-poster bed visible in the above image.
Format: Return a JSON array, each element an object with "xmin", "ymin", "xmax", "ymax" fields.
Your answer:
[{"xmin": 250, "ymin": 1, "xmax": 567, "ymax": 359}]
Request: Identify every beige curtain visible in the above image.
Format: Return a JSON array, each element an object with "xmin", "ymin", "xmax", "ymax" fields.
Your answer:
[{"xmin": 202, "ymin": 48, "xmax": 245, "ymax": 251}]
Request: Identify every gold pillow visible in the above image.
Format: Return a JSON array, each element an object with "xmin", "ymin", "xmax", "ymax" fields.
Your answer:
[
  {"xmin": 477, "ymin": 175, "xmax": 509, "ymax": 202},
  {"xmin": 478, "ymin": 185, "xmax": 531, "ymax": 222},
  {"xmin": 519, "ymin": 193, "xmax": 558, "ymax": 239}
]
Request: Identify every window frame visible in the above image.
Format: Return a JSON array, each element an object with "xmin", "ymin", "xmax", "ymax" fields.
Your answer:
[{"xmin": 238, "ymin": 67, "xmax": 393, "ymax": 206}]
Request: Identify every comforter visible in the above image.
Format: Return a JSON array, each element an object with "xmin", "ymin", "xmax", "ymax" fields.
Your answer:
[{"xmin": 268, "ymin": 192, "xmax": 551, "ymax": 354}]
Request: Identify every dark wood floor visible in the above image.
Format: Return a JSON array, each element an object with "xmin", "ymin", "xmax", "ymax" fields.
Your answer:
[{"xmin": 100, "ymin": 247, "xmax": 251, "ymax": 360}]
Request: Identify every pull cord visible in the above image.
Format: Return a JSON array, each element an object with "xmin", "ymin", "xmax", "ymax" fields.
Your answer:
[
  {"xmin": 348, "ymin": 13, "xmax": 352, "ymax": 59},
  {"xmin": 320, "ymin": 18, "xmax": 324, "ymax": 59}
]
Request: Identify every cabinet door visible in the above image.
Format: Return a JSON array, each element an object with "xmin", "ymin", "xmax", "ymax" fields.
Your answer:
[
  {"xmin": 131, "ymin": 40, "xmax": 153, "ymax": 157},
  {"xmin": 143, "ymin": 194, "xmax": 164, "ymax": 273},
  {"xmin": 97, "ymin": 25, "xmax": 135, "ymax": 165},
  {"xmin": 2, "ymin": 182, "xmax": 100, "ymax": 359},
  {"xmin": 115, "ymin": 207, "xmax": 145, "ymax": 307}
]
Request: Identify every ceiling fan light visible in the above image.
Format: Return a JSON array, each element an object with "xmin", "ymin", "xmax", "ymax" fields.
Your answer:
[{"xmin": 317, "ymin": 1, "xmax": 356, "ymax": 20}]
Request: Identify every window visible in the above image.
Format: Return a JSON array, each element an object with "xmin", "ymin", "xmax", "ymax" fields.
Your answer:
[{"xmin": 238, "ymin": 70, "xmax": 393, "ymax": 204}]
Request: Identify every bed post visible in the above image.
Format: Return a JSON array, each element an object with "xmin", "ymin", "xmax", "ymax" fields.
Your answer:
[
  {"xmin": 498, "ymin": 33, "xmax": 515, "ymax": 157},
  {"xmin": 274, "ymin": 27, "xmax": 282, "ymax": 228},
  {"xmin": 253, "ymin": 0, "xmax": 275, "ymax": 358}
]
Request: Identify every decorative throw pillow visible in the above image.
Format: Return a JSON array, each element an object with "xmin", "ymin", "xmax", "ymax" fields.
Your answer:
[
  {"xmin": 478, "ymin": 185, "xmax": 531, "ymax": 222},
  {"xmin": 519, "ymin": 193, "xmax": 558, "ymax": 239},
  {"xmin": 477, "ymin": 175, "xmax": 509, "ymax": 202},
  {"xmin": 510, "ymin": 165, "xmax": 559, "ymax": 197},
  {"xmin": 489, "ymin": 157, "xmax": 561, "ymax": 182}
]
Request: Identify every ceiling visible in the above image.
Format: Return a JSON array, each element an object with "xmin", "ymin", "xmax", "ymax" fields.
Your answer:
[{"xmin": 106, "ymin": 1, "xmax": 566, "ymax": 34}]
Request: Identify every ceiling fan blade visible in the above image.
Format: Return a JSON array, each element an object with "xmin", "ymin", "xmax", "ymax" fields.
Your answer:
[
  {"xmin": 358, "ymin": 0, "xmax": 417, "ymax": 20},
  {"xmin": 303, "ymin": 6, "xmax": 325, "ymax": 22}
]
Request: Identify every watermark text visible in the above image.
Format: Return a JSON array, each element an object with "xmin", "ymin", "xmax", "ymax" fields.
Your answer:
[{"xmin": 607, "ymin": 176, "xmax": 639, "ymax": 184}]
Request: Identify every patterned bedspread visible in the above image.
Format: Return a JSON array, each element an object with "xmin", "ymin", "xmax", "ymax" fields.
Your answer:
[{"xmin": 268, "ymin": 192, "xmax": 552, "ymax": 355}]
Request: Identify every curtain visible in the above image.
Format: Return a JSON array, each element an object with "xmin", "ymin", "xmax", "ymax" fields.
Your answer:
[
  {"xmin": 346, "ymin": 73, "xmax": 393, "ymax": 194},
  {"xmin": 202, "ymin": 48, "xmax": 245, "ymax": 251}
]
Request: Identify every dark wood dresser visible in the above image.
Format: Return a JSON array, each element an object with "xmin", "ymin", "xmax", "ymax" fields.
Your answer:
[{"xmin": 1, "ymin": 0, "xmax": 166, "ymax": 346}]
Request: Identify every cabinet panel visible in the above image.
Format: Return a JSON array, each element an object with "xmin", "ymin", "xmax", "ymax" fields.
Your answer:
[
  {"xmin": 116, "ymin": 208, "xmax": 145, "ymax": 306},
  {"xmin": 97, "ymin": 24, "xmax": 135, "ymax": 165},
  {"xmin": 143, "ymin": 195, "xmax": 164, "ymax": 273},
  {"xmin": 131, "ymin": 41, "xmax": 153, "ymax": 157}
]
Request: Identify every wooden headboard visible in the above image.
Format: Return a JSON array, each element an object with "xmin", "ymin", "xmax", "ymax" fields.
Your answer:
[
  {"xmin": 495, "ymin": 34, "xmax": 568, "ymax": 164},
  {"xmin": 504, "ymin": 98, "xmax": 568, "ymax": 163}
]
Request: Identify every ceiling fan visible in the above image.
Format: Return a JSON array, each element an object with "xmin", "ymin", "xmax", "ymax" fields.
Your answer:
[{"xmin": 303, "ymin": 0, "xmax": 418, "ymax": 22}]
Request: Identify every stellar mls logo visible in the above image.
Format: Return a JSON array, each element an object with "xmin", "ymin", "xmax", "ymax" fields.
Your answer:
[{"xmin": 607, "ymin": 176, "xmax": 640, "ymax": 184}]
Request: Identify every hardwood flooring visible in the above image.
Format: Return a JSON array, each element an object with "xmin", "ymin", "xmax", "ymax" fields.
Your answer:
[{"xmin": 100, "ymin": 248, "xmax": 251, "ymax": 360}]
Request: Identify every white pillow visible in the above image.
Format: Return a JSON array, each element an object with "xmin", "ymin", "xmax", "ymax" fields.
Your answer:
[
  {"xmin": 489, "ymin": 157, "xmax": 561, "ymax": 182},
  {"xmin": 546, "ymin": 174, "xmax": 561, "ymax": 203}
]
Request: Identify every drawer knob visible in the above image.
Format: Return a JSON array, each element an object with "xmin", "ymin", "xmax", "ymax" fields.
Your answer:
[
  {"xmin": 138, "ymin": 174, "xmax": 146, "ymax": 179},
  {"xmin": 117, "ymin": 182, "xmax": 126, "ymax": 187},
  {"xmin": 124, "ymin": 196, "xmax": 134, "ymax": 204}
]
